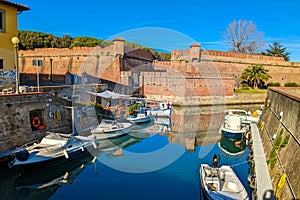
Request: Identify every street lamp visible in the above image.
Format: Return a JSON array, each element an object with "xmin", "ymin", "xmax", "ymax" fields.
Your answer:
[{"xmin": 11, "ymin": 36, "xmax": 20, "ymax": 94}]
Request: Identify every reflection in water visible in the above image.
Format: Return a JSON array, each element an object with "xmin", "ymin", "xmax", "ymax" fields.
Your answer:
[
  {"xmin": 0, "ymin": 133, "xmax": 138, "ymax": 200},
  {"xmin": 219, "ymin": 134, "xmax": 247, "ymax": 159},
  {"xmin": 163, "ymin": 105, "xmax": 261, "ymax": 151},
  {"xmin": 13, "ymin": 154, "xmax": 95, "ymax": 200},
  {"xmin": 0, "ymin": 104, "xmax": 261, "ymax": 200}
]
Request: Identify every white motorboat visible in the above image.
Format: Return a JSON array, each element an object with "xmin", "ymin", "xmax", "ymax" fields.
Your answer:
[
  {"xmin": 9, "ymin": 132, "xmax": 97, "ymax": 168},
  {"xmin": 146, "ymin": 101, "xmax": 172, "ymax": 117},
  {"xmin": 126, "ymin": 113, "xmax": 154, "ymax": 124},
  {"xmin": 91, "ymin": 119, "xmax": 132, "ymax": 139},
  {"xmin": 154, "ymin": 117, "xmax": 171, "ymax": 126},
  {"xmin": 199, "ymin": 154, "xmax": 249, "ymax": 200},
  {"xmin": 225, "ymin": 109, "xmax": 259, "ymax": 124},
  {"xmin": 220, "ymin": 114, "xmax": 249, "ymax": 139}
]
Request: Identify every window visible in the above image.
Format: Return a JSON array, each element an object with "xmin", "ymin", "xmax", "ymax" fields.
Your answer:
[
  {"xmin": 0, "ymin": 59, "xmax": 3, "ymax": 69},
  {"xmin": 0, "ymin": 9, "xmax": 5, "ymax": 33}
]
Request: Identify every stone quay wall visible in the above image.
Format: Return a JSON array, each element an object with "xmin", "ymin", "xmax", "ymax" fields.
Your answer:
[
  {"xmin": 145, "ymin": 92, "xmax": 267, "ymax": 106},
  {"xmin": 0, "ymin": 93, "xmax": 72, "ymax": 162},
  {"xmin": 260, "ymin": 87, "xmax": 300, "ymax": 199}
]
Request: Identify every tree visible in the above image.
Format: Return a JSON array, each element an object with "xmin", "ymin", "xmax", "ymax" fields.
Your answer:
[
  {"xmin": 261, "ymin": 42, "xmax": 290, "ymax": 61},
  {"xmin": 222, "ymin": 20, "xmax": 264, "ymax": 54},
  {"xmin": 60, "ymin": 35, "xmax": 73, "ymax": 48},
  {"xmin": 241, "ymin": 64, "xmax": 271, "ymax": 89},
  {"xmin": 69, "ymin": 37, "xmax": 104, "ymax": 48}
]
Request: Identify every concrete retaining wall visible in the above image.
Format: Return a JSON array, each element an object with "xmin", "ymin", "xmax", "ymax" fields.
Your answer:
[
  {"xmin": 0, "ymin": 93, "xmax": 72, "ymax": 161},
  {"xmin": 146, "ymin": 92, "xmax": 267, "ymax": 106},
  {"xmin": 260, "ymin": 87, "xmax": 300, "ymax": 199}
]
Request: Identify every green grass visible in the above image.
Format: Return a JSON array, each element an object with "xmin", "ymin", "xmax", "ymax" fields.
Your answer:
[{"xmin": 234, "ymin": 88, "xmax": 268, "ymax": 93}]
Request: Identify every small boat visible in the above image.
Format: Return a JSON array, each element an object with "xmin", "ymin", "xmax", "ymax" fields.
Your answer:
[
  {"xmin": 9, "ymin": 132, "xmax": 97, "ymax": 168},
  {"xmin": 225, "ymin": 109, "xmax": 259, "ymax": 124},
  {"xmin": 126, "ymin": 113, "xmax": 154, "ymax": 124},
  {"xmin": 220, "ymin": 114, "xmax": 249, "ymax": 139},
  {"xmin": 91, "ymin": 119, "xmax": 132, "ymax": 139},
  {"xmin": 146, "ymin": 101, "xmax": 172, "ymax": 117},
  {"xmin": 199, "ymin": 154, "xmax": 249, "ymax": 200},
  {"xmin": 154, "ymin": 117, "xmax": 171, "ymax": 126}
]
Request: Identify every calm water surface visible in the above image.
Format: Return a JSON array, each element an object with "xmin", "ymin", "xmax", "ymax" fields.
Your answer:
[{"xmin": 0, "ymin": 105, "xmax": 260, "ymax": 200}]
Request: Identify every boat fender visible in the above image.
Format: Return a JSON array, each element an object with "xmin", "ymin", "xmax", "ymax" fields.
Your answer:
[
  {"xmin": 92, "ymin": 141, "xmax": 97, "ymax": 149},
  {"xmin": 32, "ymin": 117, "xmax": 41, "ymax": 128},
  {"xmin": 63, "ymin": 149, "xmax": 69, "ymax": 159},
  {"xmin": 16, "ymin": 149, "xmax": 30, "ymax": 162},
  {"xmin": 249, "ymin": 179, "xmax": 256, "ymax": 189},
  {"xmin": 212, "ymin": 154, "xmax": 220, "ymax": 168}
]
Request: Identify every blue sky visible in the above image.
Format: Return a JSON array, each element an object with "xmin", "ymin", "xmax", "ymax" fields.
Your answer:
[{"xmin": 15, "ymin": 0, "xmax": 300, "ymax": 61}]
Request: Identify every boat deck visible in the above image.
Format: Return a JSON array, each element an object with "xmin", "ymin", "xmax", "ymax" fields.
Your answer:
[{"xmin": 250, "ymin": 123, "xmax": 275, "ymax": 200}]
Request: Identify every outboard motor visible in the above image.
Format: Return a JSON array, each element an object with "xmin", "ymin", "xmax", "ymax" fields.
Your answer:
[
  {"xmin": 212, "ymin": 154, "xmax": 220, "ymax": 168},
  {"xmin": 16, "ymin": 148, "xmax": 30, "ymax": 162}
]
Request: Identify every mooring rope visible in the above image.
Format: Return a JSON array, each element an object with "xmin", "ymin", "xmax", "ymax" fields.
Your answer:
[{"xmin": 231, "ymin": 161, "xmax": 248, "ymax": 167}]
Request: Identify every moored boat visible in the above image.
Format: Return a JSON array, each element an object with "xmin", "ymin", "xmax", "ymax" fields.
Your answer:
[
  {"xmin": 220, "ymin": 114, "xmax": 249, "ymax": 139},
  {"xmin": 146, "ymin": 101, "xmax": 172, "ymax": 117},
  {"xmin": 199, "ymin": 154, "xmax": 249, "ymax": 200},
  {"xmin": 91, "ymin": 119, "xmax": 132, "ymax": 140},
  {"xmin": 9, "ymin": 132, "xmax": 97, "ymax": 168},
  {"xmin": 225, "ymin": 109, "xmax": 260, "ymax": 124},
  {"xmin": 126, "ymin": 113, "xmax": 154, "ymax": 124}
]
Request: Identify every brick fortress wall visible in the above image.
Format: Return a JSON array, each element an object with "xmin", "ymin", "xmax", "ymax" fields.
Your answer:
[
  {"xmin": 18, "ymin": 39, "xmax": 300, "ymax": 99},
  {"xmin": 19, "ymin": 38, "xmax": 125, "ymax": 84}
]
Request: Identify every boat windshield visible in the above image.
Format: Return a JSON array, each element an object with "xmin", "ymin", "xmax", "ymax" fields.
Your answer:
[{"xmin": 101, "ymin": 120, "xmax": 114, "ymax": 124}]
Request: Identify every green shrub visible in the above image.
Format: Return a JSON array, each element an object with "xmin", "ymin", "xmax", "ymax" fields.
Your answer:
[
  {"xmin": 269, "ymin": 133, "xmax": 282, "ymax": 169},
  {"xmin": 279, "ymin": 128, "xmax": 284, "ymax": 136},
  {"xmin": 270, "ymin": 156, "xmax": 277, "ymax": 169},
  {"xmin": 284, "ymin": 82, "xmax": 299, "ymax": 87},
  {"xmin": 274, "ymin": 135, "xmax": 282, "ymax": 148},
  {"xmin": 281, "ymin": 134, "xmax": 290, "ymax": 148},
  {"xmin": 270, "ymin": 148, "xmax": 277, "ymax": 158},
  {"xmin": 241, "ymin": 83, "xmax": 250, "ymax": 90},
  {"xmin": 128, "ymin": 103, "xmax": 142, "ymax": 115},
  {"xmin": 269, "ymin": 148, "xmax": 277, "ymax": 169},
  {"xmin": 267, "ymin": 82, "xmax": 281, "ymax": 87}
]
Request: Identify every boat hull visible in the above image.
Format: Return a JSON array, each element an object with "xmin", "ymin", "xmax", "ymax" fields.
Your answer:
[
  {"xmin": 12, "ymin": 147, "xmax": 92, "ymax": 169},
  {"xmin": 146, "ymin": 109, "xmax": 171, "ymax": 117},
  {"xmin": 127, "ymin": 115, "xmax": 154, "ymax": 124},
  {"xmin": 93, "ymin": 126, "xmax": 132, "ymax": 140},
  {"xmin": 221, "ymin": 128, "xmax": 245, "ymax": 139}
]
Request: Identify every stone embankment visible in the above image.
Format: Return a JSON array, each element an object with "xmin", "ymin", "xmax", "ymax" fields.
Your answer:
[
  {"xmin": 146, "ymin": 92, "xmax": 267, "ymax": 106},
  {"xmin": 260, "ymin": 87, "xmax": 300, "ymax": 199},
  {"xmin": 0, "ymin": 93, "xmax": 72, "ymax": 163}
]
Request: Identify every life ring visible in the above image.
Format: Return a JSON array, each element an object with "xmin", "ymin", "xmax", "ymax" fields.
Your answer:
[{"xmin": 32, "ymin": 117, "xmax": 41, "ymax": 127}]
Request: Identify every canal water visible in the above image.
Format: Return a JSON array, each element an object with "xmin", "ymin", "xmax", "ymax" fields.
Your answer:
[{"xmin": 0, "ymin": 104, "xmax": 261, "ymax": 200}]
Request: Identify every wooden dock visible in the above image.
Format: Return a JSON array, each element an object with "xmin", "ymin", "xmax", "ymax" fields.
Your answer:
[{"xmin": 250, "ymin": 123, "xmax": 275, "ymax": 200}]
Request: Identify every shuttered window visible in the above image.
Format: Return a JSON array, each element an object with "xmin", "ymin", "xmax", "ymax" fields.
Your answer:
[
  {"xmin": 0, "ymin": 59, "xmax": 3, "ymax": 69},
  {"xmin": 0, "ymin": 9, "xmax": 5, "ymax": 33}
]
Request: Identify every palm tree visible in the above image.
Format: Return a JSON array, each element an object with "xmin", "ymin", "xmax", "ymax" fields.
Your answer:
[{"xmin": 241, "ymin": 64, "xmax": 272, "ymax": 89}]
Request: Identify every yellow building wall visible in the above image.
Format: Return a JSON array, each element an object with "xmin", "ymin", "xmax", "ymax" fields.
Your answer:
[{"xmin": 0, "ymin": 4, "xmax": 18, "ymax": 71}]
